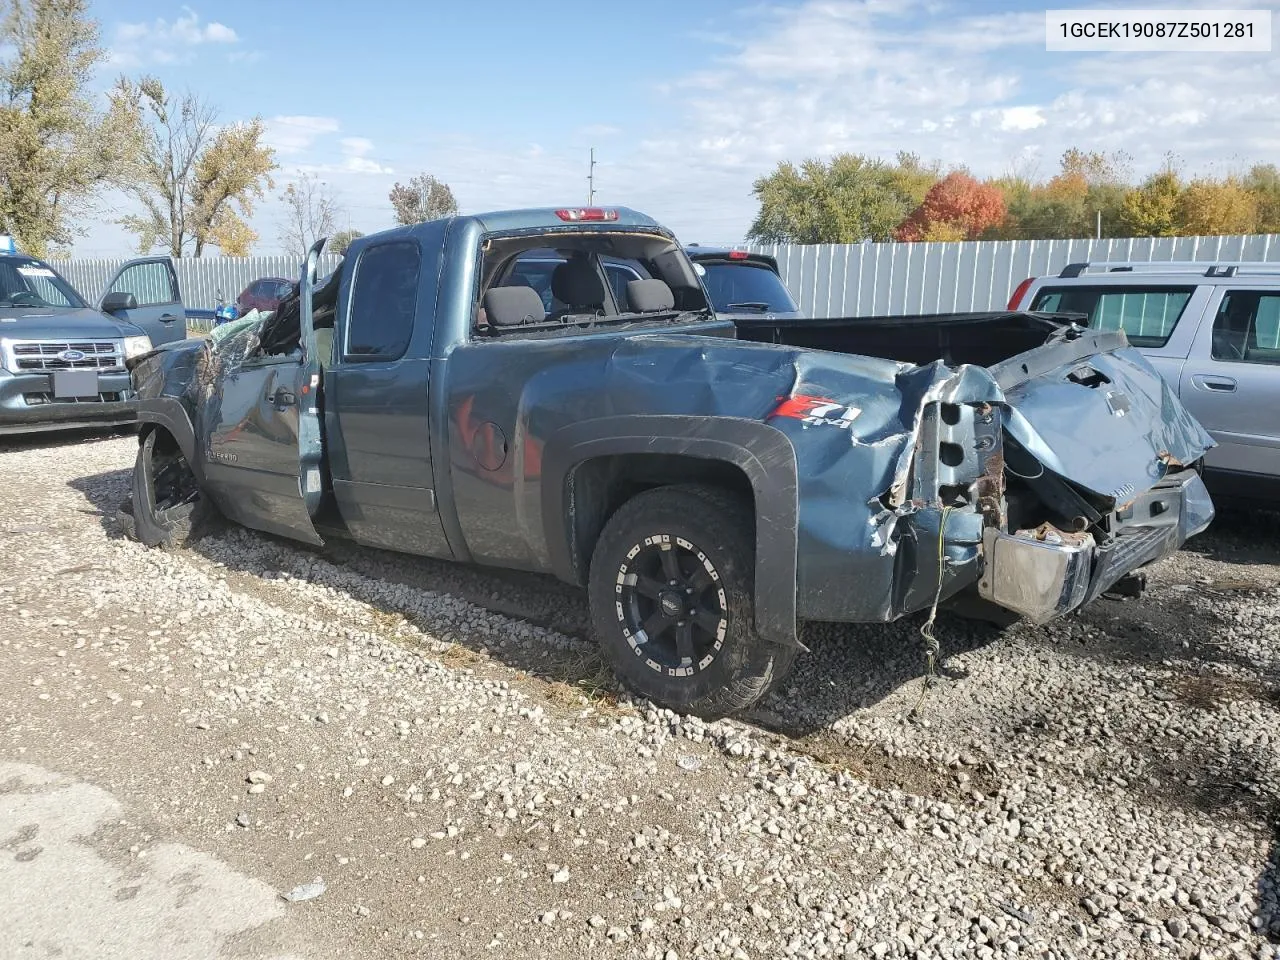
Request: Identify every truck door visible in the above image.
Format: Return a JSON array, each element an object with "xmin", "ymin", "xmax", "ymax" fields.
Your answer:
[
  {"xmin": 97, "ymin": 257, "xmax": 187, "ymax": 345},
  {"xmin": 324, "ymin": 236, "xmax": 453, "ymax": 557},
  {"xmin": 202, "ymin": 241, "xmax": 328, "ymax": 545},
  {"xmin": 1178, "ymin": 287, "xmax": 1280, "ymax": 487}
]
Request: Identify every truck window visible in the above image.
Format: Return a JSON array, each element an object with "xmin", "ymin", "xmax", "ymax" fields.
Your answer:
[
  {"xmin": 1211, "ymin": 291, "xmax": 1280, "ymax": 365},
  {"xmin": 1029, "ymin": 286, "xmax": 1194, "ymax": 348},
  {"xmin": 346, "ymin": 241, "xmax": 420, "ymax": 361}
]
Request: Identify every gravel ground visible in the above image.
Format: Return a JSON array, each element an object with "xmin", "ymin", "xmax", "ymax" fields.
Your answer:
[{"xmin": 1, "ymin": 431, "xmax": 1278, "ymax": 960}]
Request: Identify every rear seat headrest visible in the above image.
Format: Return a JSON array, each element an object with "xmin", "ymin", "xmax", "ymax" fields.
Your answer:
[
  {"xmin": 626, "ymin": 278, "xmax": 675, "ymax": 313},
  {"xmin": 483, "ymin": 285, "xmax": 546, "ymax": 327}
]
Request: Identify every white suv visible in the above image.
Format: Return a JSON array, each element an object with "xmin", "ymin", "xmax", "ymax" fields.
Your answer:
[{"xmin": 1008, "ymin": 261, "xmax": 1280, "ymax": 504}]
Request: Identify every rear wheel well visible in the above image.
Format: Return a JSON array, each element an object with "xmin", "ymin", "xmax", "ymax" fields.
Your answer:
[{"xmin": 565, "ymin": 454, "xmax": 754, "ymax": 585}]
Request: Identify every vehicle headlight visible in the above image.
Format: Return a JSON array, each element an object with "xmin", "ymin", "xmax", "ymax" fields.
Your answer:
[{"xmin": 123, "ymin": 335, "xmax": 153, "ymax": 360}]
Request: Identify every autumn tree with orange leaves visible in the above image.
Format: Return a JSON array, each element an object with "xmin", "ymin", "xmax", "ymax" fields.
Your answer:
[{"xmin": 895, "ymin": 172, "xmax": 1006, "ymax": 241}]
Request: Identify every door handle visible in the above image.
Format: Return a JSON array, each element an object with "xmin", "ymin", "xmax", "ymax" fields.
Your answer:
[
  {"xmin": 159, "ymin": 313, "xmax": 179, "ymax": 322},
  {"xmin": 1192, "ymin": 374, "xmax": 1237, "ymax": 393},
  {"xmin": 272, "ymin": 389, "xmax": 297, "ymax": 409}
]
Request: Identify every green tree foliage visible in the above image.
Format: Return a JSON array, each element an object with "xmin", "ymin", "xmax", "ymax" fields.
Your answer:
[
  {"xmin": 0, "ymin": 0, "xmax": 138, "ymax": 256},
  {"xmin": 328, "ymin": 228, "xmax": 364, "ymax": 255},
  {"xmin": 389, "ymin": 173, "xmax": 458, "ymax": 225},
  {"xmin": 1244, "ymin": 164, "xmax": 1280, "ymax": 234},
  {"xmin": 747, "ymin": 153, "xmax": 939, "ymax": 243},
  {"xmin": 1121, "ymin": 169, "xmax": 1183, "ymax": 237},
  {"xmin": 753, "ymin": 146, "xmax": 1280, "ymax": 243},
  {"xmin": 113, "ymin": 76, "xmax": 275, "ymax": 257},
  {"xmin": 1176, "ymin": 177, "xmax": 1258, "ymax": 236},
  {"xmin": 992, "ymin": 150, "xmax": 1131, "ymax": 240}
]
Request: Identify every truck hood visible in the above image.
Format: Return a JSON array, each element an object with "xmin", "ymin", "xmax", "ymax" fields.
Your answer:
[{"xmin": 0, "ymin": 307, "xmax": 144, "ymax": 340}]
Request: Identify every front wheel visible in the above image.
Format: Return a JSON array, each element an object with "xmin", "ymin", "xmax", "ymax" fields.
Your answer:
[
  {"xmin": 587, "ymin": 484, "xmax": 796, "ymax": 719},
  {"xmin": 130, "ymin": 430, "xmax": 219, "ymax": 548}
]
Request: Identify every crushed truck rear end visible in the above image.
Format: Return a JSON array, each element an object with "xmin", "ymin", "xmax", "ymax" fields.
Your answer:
[{"xmin": 751, "ymin": 326, "xmax": 1215, "ymax": 626}]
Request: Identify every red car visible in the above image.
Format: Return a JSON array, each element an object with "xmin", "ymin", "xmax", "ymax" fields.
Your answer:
[{"xmin": 235, "ymin": 276, "xmax": 293, "ymax": 314}]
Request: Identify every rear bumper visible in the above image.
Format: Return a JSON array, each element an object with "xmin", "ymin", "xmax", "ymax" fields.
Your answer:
[
  {"xmin": 978, "ymin": 470, "xmax": 1213, "ymax": 623},
  {"xmin": 0, "ymin": 369, "xmax": 137, "ymax": 435}
]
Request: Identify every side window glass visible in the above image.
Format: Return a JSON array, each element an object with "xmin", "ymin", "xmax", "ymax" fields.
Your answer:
[
  {"xmin": 1029, "ymin": 286, "xmax": 1193, "ymax": 347},
  {"xmin": 1212, "ymin": 291, "xmax": 1280, "ymax": 365},
  {"xmin": 346, "ymin": 242, "xmax": 420, "ymax": 361},
  {"xmin": 108, "ymin": 261, "xmax": 177, "ymax": 306}
]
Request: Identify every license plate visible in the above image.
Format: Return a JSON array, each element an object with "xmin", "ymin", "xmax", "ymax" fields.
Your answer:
[{"xmin": 52, "ymin": 370, "xmax": 100, "ymax": 399}]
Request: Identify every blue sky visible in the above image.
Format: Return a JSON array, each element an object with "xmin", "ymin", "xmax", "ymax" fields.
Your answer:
[{"xmin": 78, "ymin": 0, "xmax": 1280, "ymax": 256}]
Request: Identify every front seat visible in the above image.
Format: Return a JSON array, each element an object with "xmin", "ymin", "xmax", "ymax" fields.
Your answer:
[{"xmin": 548, "ymin": 256, "xmax": 606, "ymax": 320}]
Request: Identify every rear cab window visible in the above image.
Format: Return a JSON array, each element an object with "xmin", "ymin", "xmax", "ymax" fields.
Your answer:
[
  {"xmin": 344, "ymin": 242, "xmax": 421, "ymax": 361},
  {"xmin": 697, "ymin": 260, "xmax": 799, "ymax": 314},
  {"xmin": 1029, "ymin": 285, "xmax": 1195, "ymax": 348}
]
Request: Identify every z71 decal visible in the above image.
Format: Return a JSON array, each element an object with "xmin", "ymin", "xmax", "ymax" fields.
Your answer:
[{"xmin": 769, "ymin": 394, "xmax": 862, "ymax": 429}]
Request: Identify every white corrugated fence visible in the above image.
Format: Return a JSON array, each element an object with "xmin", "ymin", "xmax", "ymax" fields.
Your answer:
[{"xmin": 50, "ymin": 233, "xmax": 1280, "ymax": 315}]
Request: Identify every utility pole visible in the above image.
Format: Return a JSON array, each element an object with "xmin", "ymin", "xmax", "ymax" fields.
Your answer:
[
  {"xmin": 587, "ymin": 147, "xmax": 596, "ymax": 205},
  {"xmin": 1096, "ymin": 210, "xmax": 1101, "ymax": 239}
]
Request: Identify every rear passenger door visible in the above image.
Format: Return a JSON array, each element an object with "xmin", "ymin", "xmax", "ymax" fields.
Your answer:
[
  {"xmin": 97, "ymin": 257, "xmax": 188, "ymax": 345},
  {"xmin": 325, "ymin": 239, "xmax": 452, "ymax": 558},
  {"xmin": 1178, "ymin": 288, "xmax": 1280, "ymax": 483}
]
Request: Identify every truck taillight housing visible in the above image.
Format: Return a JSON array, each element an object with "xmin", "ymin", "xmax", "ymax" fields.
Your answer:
[
  {"xmin": 555, "ymin": 208, "xmax": 618, "ymax": 222},
  {"xmin": 1007, "ymin": 277, "xmax": 1035, "ymax": 310}
]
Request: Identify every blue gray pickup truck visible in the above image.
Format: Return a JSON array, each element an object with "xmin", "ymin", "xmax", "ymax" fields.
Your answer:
[
  {"xmin": 126, "ymin": 207, "xmax": 1217, "ymax": 717},
  {"xmin": 0, "ymin": 242, "xmax": 189, "ymax": 435}
]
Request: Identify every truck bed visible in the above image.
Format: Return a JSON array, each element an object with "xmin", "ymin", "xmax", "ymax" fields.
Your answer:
[{"xmin": 734, "ymin": 311, "xmax": 1082, "ymax": 368}]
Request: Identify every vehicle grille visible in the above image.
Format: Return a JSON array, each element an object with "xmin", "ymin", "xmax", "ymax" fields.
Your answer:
[{"xmin": 9, "ymin": 340, "xmax": 123, "ymax": 372}]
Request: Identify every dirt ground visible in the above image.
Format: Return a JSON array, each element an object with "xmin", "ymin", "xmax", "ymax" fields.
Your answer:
[{"xmin": 2, "ymin": 430, "xmax": 1278, "ymax": 960}]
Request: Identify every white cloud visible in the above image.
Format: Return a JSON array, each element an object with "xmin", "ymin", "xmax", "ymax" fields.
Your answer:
[
  {"xmin": 266, "ymin": 116, "xmax": 342, "ymax": 155},
  {"xmin": 109, "ymin": 8, "xmax": 239, "ymax": 66}
]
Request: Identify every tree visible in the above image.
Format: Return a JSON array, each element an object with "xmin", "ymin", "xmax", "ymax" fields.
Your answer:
[
  {"xmin": 328, "ymin": 228, "xmax": 364, "ymax": 255},
  {"xmin": 207, "ymin": 210, "xmax": 256, "ymax": 256},
  {"xmin": 1121, "ymin": 169, "xmax": 1183, "ymax": 237},
  {"xmin": 389, "ymin": 172, "xmax": 457, "ymax": 225},
  {"xmin": 747, "ymin": 154, "xmax": 923, "ymax": 244},
  {"xmin": 190, "ymin": 117, "xmax": 274, "ymax": 255},
  {"xmin": 0, "ymin": 0, "xmax": 138, "ymax": 256},
  {"xmin": 992, "ymin": 149, "xmax": 1130, "ymax": 240},
  {"xmin": 279, "ymin": 173, "xmax": 338, "ymax": 259},
  {"xmin": 113, "ymin": 76, "xmax": 275, "ymax": 257},
  {"xmin": 896, "ymin": 172, "xmax": 1006, "ymax": 241},
  {"xmin": 112, "ymin": 77, "xmax": 216, "ymax": 256},
  {"xmin": 1176, "ymin": 177, "xmax": 1258, "ymax": 235},
  {"xmin": 1244, "ymin": 164, "xmax": 1280, "ymax": 233}
]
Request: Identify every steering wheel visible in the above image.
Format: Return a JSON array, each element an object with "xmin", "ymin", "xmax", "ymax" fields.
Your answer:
[{"xmin": 6, "ymin": 291, "xmax": 42, "ymax": 306}]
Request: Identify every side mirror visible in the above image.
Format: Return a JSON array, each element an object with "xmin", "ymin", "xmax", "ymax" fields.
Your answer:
[{"xmin": 101, "ymin": 291, "xmax": 137, "ymax": 314}]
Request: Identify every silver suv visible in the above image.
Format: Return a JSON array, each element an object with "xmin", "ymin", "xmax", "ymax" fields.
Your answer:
[{"xmin": 1008, "ymin": 261, "xmax": 1280, "ymax": 504}]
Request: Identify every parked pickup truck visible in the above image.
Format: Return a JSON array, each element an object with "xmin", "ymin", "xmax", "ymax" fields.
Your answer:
[
  {"xmin": 126, "ymin": 207, "xmax": 1216, "ymax": 717},
  {"xmin": 1008, "ymin": 260, "xmax": 1280, "ymax": 505},
  {"xmin": 0, "ymin": 246, "xmax": 188, "ymax": 436}
]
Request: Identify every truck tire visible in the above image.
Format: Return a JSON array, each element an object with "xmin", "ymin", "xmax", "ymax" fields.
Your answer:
[
  {"xmin": 131, "ymin": 429, "xmax": 218, "ymax": 548},
  {"xmin": 588, "ymin": 484, "xmax": 796, "ymax": 719}
]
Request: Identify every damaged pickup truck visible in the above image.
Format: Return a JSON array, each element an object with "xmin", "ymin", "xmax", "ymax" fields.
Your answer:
[{"xmin": 126, "ymin": 207, "xmax": 1216, "ymax": 718}]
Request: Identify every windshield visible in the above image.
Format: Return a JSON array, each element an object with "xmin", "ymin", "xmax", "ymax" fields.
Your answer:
[
  {"xmin": 699, "ymin": 261, "xmax": 799, "ymax": 313},
  {"xmin": 0, "ymin": 257, "xmax": 87, "ymax": 309}
]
